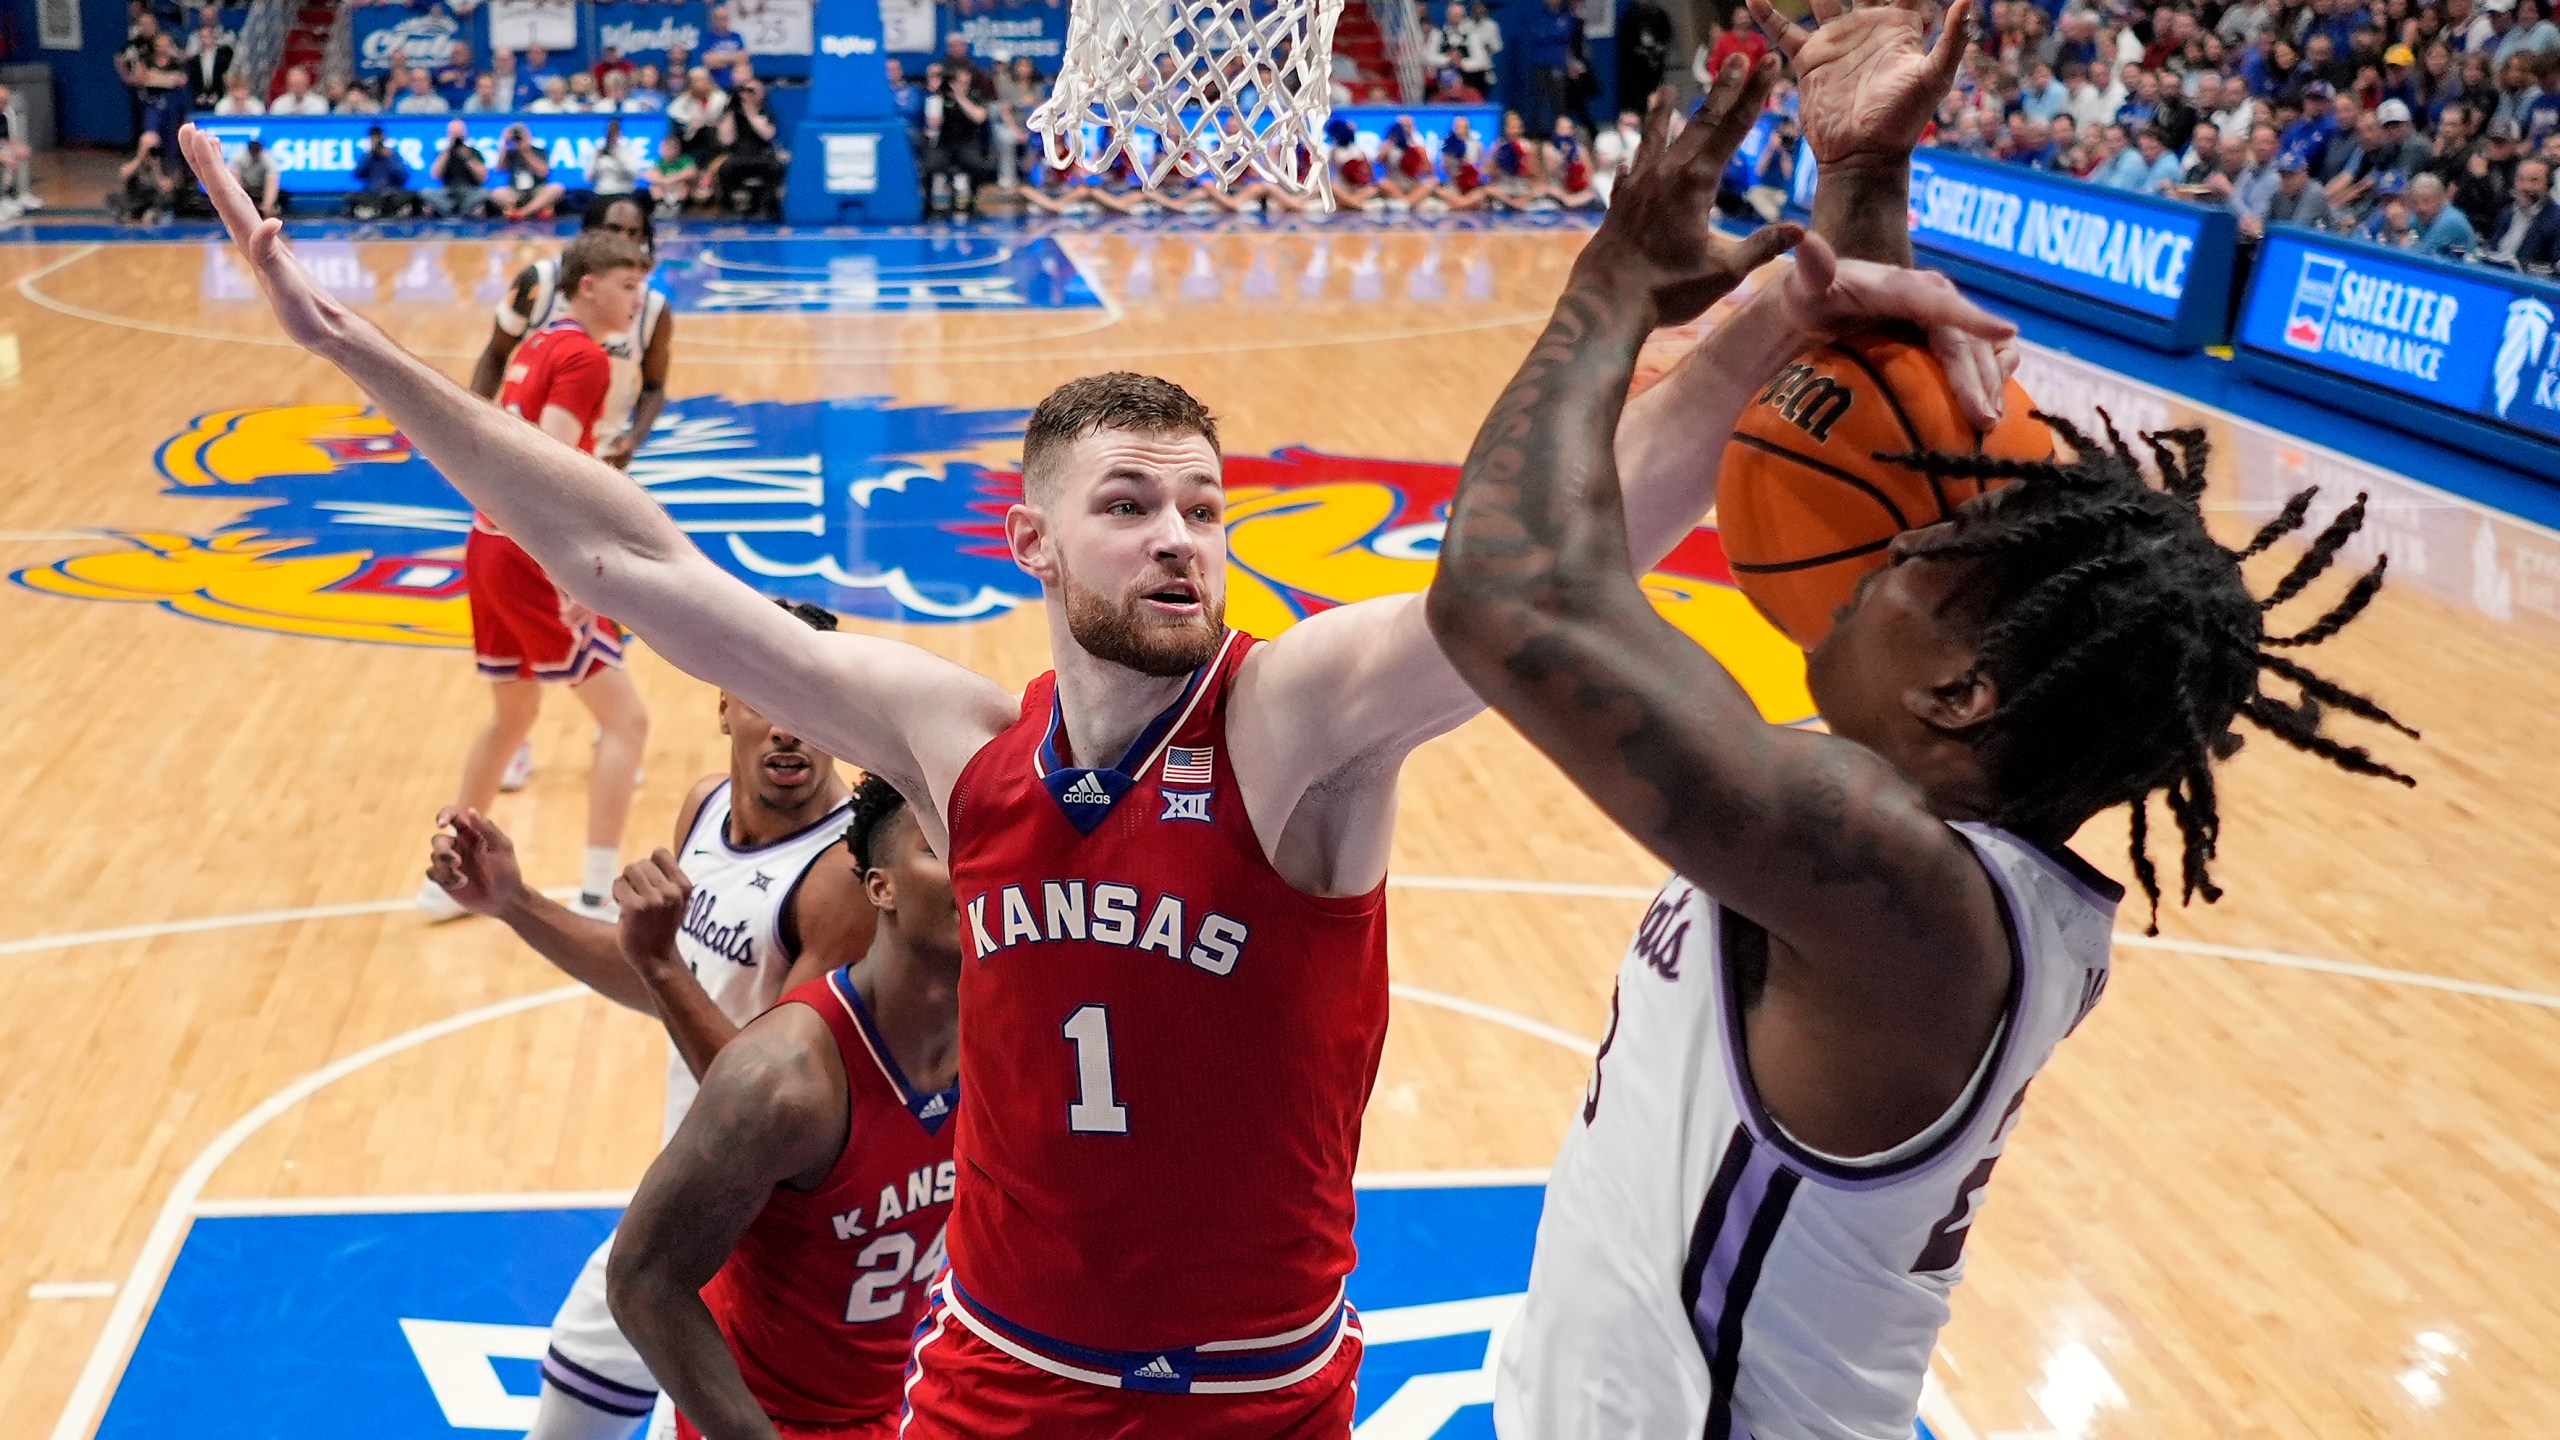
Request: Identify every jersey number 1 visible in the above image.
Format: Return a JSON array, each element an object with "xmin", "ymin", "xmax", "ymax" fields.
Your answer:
[{"xmin": 1063, "ymin": 1004, "xmax": 1129, "ymax": 1134}]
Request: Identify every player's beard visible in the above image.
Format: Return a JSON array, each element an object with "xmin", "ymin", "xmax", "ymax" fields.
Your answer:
[{"xmin": 1061, "ymin": 565, "xmax": 1225, "ymax": 678}]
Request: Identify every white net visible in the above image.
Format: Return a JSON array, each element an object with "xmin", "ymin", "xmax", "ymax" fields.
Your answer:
[{"xmin": 1027, "ymin": 0, "xmax": 1346, "ymax": 199}]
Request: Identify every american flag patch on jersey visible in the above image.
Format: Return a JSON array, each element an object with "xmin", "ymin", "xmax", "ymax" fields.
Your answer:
[{"xmin": 1162, "ymin": 746, "xmax": 1214, "ymax": 786}]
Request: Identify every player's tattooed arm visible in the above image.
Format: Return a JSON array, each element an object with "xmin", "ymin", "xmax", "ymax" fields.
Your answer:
[
  {"xmin": 610, "ymin": 1006, "xmax": 844, "ymax": 1440},
  {"xmin": 1427, "ymin": 63, "xmax": 1991, "ymax": 966}
]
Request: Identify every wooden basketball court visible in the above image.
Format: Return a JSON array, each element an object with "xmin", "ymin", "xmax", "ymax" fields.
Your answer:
[{"xmin": 1, "ymin": 220, "xmax": 2554, "ymax": 1440}]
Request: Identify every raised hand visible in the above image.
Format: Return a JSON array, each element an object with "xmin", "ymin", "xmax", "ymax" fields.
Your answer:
[
  {"xmin": 1578, "ymin": 55, "xmax": 1805, "ymax": 326},
  {"xmin": 428, "ymin": 807, "xmax": 528, "ymax": 917},
  {"xmin": 614, "ymin": 851, "xmax": 696, "ymax": 976},
  {"xmin": 1747, "ymin": 0, "xmax": 1973, "ymax": 170},
  {"xmin": 174, "ymin": 123, "xmax": 353, "ymax": 352}
]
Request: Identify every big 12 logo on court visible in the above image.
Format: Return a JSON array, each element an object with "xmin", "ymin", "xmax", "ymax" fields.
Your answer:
[{"xmin": 14, "ymin": 395, "xmax": 1818, "ymax": 723}]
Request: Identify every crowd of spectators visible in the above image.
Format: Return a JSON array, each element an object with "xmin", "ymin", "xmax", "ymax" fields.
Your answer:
[
  {"xmin": 90, "ymin": 0, "xmax": 2560, "ymax": 265},
  {"xmin": 1866, "ymin": 0, "xmax": 2560, "ymax": 268},
  {"xmin": 103, "ymin": 0, "xmax": 795, "ymax": 221}
]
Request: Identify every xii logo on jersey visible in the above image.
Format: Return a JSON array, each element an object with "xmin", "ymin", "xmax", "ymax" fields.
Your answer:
[
  {"xmin": 1160, "ymin": 789, "xmax": 1214, "ymax": 823},
  {"xmin": 23, "ymin": 401, "xmax": 1823, "ymax": 723}
]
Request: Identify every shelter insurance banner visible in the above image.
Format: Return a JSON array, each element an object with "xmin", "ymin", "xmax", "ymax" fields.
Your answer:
[
  {"xmin": 1903, "ymin": 148, "xmax": 2209, "ymax": 323},
  {"xmin": 195, "ymin": 113, "xmax": 669, "ymax": 193},
  {"xmin": 1785, "ymin": 143, "xmax": 2236, "ymax": 347},
  {"xmin": 2239, "ymin": 227, "xmax": 2560, "ymax": 446}
]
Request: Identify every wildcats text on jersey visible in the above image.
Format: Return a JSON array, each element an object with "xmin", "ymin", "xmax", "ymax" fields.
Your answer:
[
  {"xmin": 964, "ymin": 880, "xmax": 1251, "ymax": 977},
  {"xmin": 678, "ymin": 885, "xmax": 758, "ymax": 969}
]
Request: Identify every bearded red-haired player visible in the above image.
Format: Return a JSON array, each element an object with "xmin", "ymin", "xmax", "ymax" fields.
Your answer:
[{"xmin": 180, "ymin": 91, "xmax": 2017, "ymax": 1436}]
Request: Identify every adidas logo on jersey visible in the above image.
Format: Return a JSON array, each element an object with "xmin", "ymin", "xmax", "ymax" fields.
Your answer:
[
  {"xmin": 1134, "ymin": 1356, "xmax": 1180, "ymax": 1381},
  {"xmin": 1064, "ymin": 774, "xmax": 1113, "ymax": 805},
  {"xmin": 918, "ymin": 1093, "xmax": 950, "ymax": 1120}
]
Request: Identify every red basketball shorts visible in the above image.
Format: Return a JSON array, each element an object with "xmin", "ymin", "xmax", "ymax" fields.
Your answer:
[
  {"xmin": 899, "ymin": 1299, "xmax": 1363, "ymax": 1440},
  {"xmin": 677, "ymin": 1411, "xmax": 896, "ymax": 1440},
  {"xmin": 464, "ymin": 528, "xmax": 625, "ymax": 684}
]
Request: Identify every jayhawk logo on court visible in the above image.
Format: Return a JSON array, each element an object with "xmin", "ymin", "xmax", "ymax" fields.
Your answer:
[{"xmin": 13, "ymin": 396, "xmax": 1816, "ymax": 723}]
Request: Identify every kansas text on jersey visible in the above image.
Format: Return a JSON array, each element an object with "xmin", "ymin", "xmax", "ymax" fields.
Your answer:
[{"xmin": 963, "ymin": 881, "xmax": 1250, "ymax": 977}]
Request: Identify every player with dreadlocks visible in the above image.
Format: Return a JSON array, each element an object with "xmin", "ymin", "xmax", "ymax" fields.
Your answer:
[
  {"xmin": 613, "ymin": 772, "xmax": 963, "ymax": 1440},
  {"xmin": 1882, "ymin": 417, "xmax": 2414, "ymax": 927},
  {"xmin": 1424, "ymin": 28, "xmax": 2417, "ymax": 1440}
]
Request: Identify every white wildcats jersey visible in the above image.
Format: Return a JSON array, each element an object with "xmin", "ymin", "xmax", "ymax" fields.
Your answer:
[
  {"xmin": 660, "ymin": 780, "xmax": 854, "ymax": 1139},
  {"xmin": 499, "ymin": 257, "xmax": 667, "ymax": 443},
  {"xmin": 1496, "ymin": 823, "xmax": 2119, "ymax": 1440}
]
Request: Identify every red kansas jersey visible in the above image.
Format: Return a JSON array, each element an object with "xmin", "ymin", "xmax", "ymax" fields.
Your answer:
[
  {"xmin": 499, "ymin": 318, "xmax": 612, "ymax": 455},
  {"xmin": 942, "ymin": 629, "xmax": 1391, "ymax": 1378},
  {"xmin": 694, "ymin": 967, "xmax": 958, "ymax": 1426}
]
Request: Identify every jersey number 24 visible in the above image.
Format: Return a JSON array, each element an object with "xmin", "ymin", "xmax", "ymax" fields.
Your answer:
[{"xmin": 845, "ymin": 1224, "xmax": 948, "ymax": 1323}]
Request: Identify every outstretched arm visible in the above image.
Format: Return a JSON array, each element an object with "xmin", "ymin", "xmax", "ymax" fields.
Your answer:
[
  {"xmin": 609, "ymin": 1006, "xmax": 844, "ymax": 1440},
  {"xmin": 173, "ymin": 125, "xmax": 1012, "ymax": 839},
  {"xmin": 1425, "ymin": 64, "xmax": 1994, "ymax": 965}
]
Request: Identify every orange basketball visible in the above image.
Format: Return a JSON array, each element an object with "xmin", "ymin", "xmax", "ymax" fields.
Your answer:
[{"xmin": 1717, "ymin": 332, "xmax": 2054, "ymax": 649}]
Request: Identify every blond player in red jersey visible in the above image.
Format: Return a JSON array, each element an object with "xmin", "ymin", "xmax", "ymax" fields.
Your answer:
[
  {"xmin": 177, "ymin": 117, "xmax": 2014, "ymax": 1436},
  {"xmin": 420, "ymin": 230, "xmax": 655, "ymax": 922}
]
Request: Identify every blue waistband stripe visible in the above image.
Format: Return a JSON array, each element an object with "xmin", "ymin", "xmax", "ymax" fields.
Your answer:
[{"xmin": 946, "ymin": 1279, "xmax": 1346, "ymax": 1394}]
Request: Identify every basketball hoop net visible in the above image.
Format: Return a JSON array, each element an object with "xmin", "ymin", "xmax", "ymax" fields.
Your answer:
[{"xmin": 1028, "ymin": 0, "xmax": 1345, "ymax": 202}]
